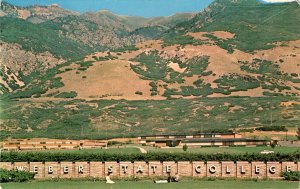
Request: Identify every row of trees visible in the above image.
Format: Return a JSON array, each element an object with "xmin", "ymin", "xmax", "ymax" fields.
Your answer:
[{"xmin": 1, "ymin": 151, "xmax": 299, "ymax": 162}]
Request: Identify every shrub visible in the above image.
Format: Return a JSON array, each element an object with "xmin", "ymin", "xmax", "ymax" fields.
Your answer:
[
  {"xmin": 135, "ymin": 91, "xmax": 143, "ymax": 95},
  {"xmin": 0, "ymin": 168, "xmax": 35, "ymax": 183},
  {"xmin": 183, "ymin": 144, "xmax": 188, "ymax": 152},
  {"xmin": 55, "ymin": 91, "xmax": 77, "ymax": 98},
  {"xmin": 255, "ymin": 126, "xmax": 287, "ymax": 132},
  {"xmin": 1, "ymin": 151, "xmax": 299, "ymax": 162},
  {"xmin": 281, "ymin": 171, "xmax": 300, "ymax": 181}
]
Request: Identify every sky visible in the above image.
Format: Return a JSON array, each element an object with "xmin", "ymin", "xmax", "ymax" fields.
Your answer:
[{"xmin": 4, "ymin": 0, "xmax": 214, "ymax": 18}]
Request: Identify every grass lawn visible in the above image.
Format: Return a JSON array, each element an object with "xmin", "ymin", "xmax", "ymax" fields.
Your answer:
[
  {"xmin": 14, "ymin": 146, "xmax": 299, "ymax": 155},
  {"xmin": 14, "ymin": 147, "xmax": 141, "ymax": 154},
  {"xmin": 143, "ymin": 146, "xmax": 300, "ymax": 154},
  {"xmin": 1, "ymin": 180, "xmax": 299, "ymax": 189}
]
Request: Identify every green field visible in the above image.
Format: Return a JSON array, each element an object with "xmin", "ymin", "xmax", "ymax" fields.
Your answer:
[
  {"xmin": 11, "ymin": 147, "xmax": 141, "ymax": 155},
  {"xmin": 4, "ymin": 146, "xmax": 299, "ymax": 156},
  {"xmin": 1, "ymin": 180, "xmax": 298, "ymax": 189},
  {"xmin": 144, "ymin": 146, "xmax": 300, "ymax": 154}
]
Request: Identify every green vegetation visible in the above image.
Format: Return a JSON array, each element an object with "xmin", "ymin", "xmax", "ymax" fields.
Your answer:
[
  {"xmin": 0, "ymin": 17, "xmax": 93, "ymax": 59},
  {"xmin": 0, "ymin": 67, "xmax": 21, "ymax": 93},
  {"xmin": 149, "ymin": 81, "xmax": 158, "ymax": 96},
  {"xmin": 76, "ymin": 61, "xmax": 94, "ymax": 70},
  {"xmin": 144, "ymin": 146, "xmax": 300, "ymax": 154},
  {"xmin": 2, "ymin": 148, "xmax": 140, "ymax": 156},
  {"xmin": 135, "ymin": 91, "xmax": 143, "ymax": 95},
  {"xmin": 2, "ymin": 180, "xmax": 298, "ymax": 189},
  {"xmin": 112, "ymin": 45, "xmax": 139, "ymax": 52},
  {"xmin": 93, "ymin": 54, "xmax": 117, "ymax": 61},
  {"xmin": 131, "ymin": 51, "xmax": 168, "ymax": 80},
  {"xmin": 131, "ymin": 52, "xmax": 214, "ymax": 97},
  {"xmin": 281, "ymin": 171, "xmax": 300, "ymax": 181},
  {"xmin": 183, "ymin": 144, "xmax": 188, "ymax": 152},
  {"xmin": 3, "ymin": 58, "xmax": 88, "ymax": 99},
  {"xmin": 1, "ymin": 97, "xmax": 299, "ymax": 140},
  {"xmin": 0, "ymin": 169, "xmax": 35, "ymax": 183},
  {"xmin": 130, "ymin": 26, "xmax": 167, "ymax": 39},
  {"xmin": 203, "ymin": 33, "xmax": 234, "ymax": 53},
  {"xmin": 1, "ymin": 151, "xmax": 299, "ymax": 162},
  {"xmin": 49, "ymin": 77, "xmax": 65, "ymax": 89},
  {"xmin": 255, "ymin": 126, "xmax": 287, "ymax": 132},
  {"xmin": 169, "ymin": 0, "xmax": 300, "ymax": 52},
  {"xmin": 214, "ymin": 74, "xmax": 260, "ymax": 95},
  {"xmin": 55, "ymin": 91, "xmax": 77, "ymax": 99},
  {"xmin": 163, "ymin": 33, "xmax": 205, "ymax": 47}
]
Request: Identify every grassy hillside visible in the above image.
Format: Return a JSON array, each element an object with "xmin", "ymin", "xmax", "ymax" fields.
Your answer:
[
  {"xmin": 0, "ymin": 17, "xmax": 93, "ymax": 59},
  {"xmin": 1, "ymin": 97, "xmax": 299, "ymax": 139},
  {"xmin": 165, "ymin": 0, "xmax": 300, "ymax": 52},
  {"xmin": 1, "ymin": 0, "xmax": 300, "ymax": 140}
]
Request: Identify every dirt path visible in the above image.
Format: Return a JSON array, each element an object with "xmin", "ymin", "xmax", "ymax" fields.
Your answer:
[{"xmin": 138, "ymin": 147, "xmax": 147, "ymax": 154}]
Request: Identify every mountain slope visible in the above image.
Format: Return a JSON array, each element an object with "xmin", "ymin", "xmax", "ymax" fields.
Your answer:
[
  {"xmin": 1, "ymin": 0, "xmax": 300, "ymax": 140},
  {"xmin": 2, "ymin": 0, "xmax": 300, "ymax": 98},
  {"xmin": 164, "ymin": 0, "xmax": 300, "ymax": 52},
  {"xmin": 0, "ymin": 1, "xmax": 194, "ymax": 94}
]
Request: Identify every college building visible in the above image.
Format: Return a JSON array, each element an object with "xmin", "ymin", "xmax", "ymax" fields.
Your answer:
[
  {"xmin": 138, "ymin": 133, "xmax": 270, "ymax": 147},
  {"xmin": 2, "ymin": 138, "xmax": 107, "ymax": 151}
]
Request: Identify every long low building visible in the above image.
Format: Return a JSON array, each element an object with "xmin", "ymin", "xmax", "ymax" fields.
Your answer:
[
  {"xmin": 2, "ymin": 138, "xmax": 107, "ymax": 151},
  {"xmin": 138, "ymin": 133, "xmax": 270, "ymax": 147}
]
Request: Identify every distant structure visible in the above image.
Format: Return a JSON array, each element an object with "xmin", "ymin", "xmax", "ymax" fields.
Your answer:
[
  {"xmin": 49, "ymin": 4, "xmax": 60, "ymax": 7},
  {"xmin": 138, "ymin": 133, "xmax": 269, "ymax": 147},
  {"xmin": 2, "ymin": 138, "xmax": 107, "ymax": 151}
]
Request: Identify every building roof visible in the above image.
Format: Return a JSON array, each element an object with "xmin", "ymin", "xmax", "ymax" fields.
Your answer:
[
  {"xmin": 140, "ymin": 133, "xmax": 236, "ymax": 137},
  {"xmin": 144, "ymin": 138, "xmax": 269, "ymax": 143}
]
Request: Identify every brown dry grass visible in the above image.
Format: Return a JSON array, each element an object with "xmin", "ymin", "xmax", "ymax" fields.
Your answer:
[
  {"xmin": 211, "ymin": 31, "xmax": 235, "ymax": 40},
  {"xmin": 57, "ymin": 60, "xmax": 165, "ymax": 100},
  {"xmin": 17, "ymin": 10, "xmax": 31, "ymax": 19},
  {"xmin": 41, "ymin": 32, "xmax": 300, "ymax": 100}
]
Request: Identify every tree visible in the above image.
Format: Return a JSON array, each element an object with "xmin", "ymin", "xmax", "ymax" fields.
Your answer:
[
  {"xmin": 183, "ymin": 144, "xmax": 188, "ymax": 152},
  {"xmin": 297, "ymin": 127, "xmax": 300, "ymax": 140}
]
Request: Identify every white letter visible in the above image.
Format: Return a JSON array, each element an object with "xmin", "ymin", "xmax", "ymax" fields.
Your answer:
[
  {"xmin": 269, "ymin": 166, "xmax": 275, "ymax": 174},
  {"xmin": 108, "ymin": 166, "xmax": 113, "ymax": 174},
  {"xmin": 137, "ymin": 166, "xmax": 143, "ymax": 173},
  {"xmin": 122, "ymin": 165, "xmax": 128, "ymax": 173},
  {"xmin": 286, "ymin": 166, "xmax": 292, "ymax": 172},
  {"xmin": 63, "ymin": 166, "xmax": 68, "ymax": 174},
  {"xmin": 240, "ymin": 166, "xmax": 246, "ymax": 174},
  {"xmin": 255, "ymin": 166, "xmax": 260, "ymax": 174},
  {"xmin": 209, "ymin": 166, "xmax": 216, "ymax": 173},
  {"xmin": 151, "ymin": 165, "xmax": 157, "ymax": 173},
  {"xmin": 166, "ymin": 165, "xmax": 171, "ymax": 173},
  {"xmin": 33, "ymin": 166, "xmax": 38, "ymax": 173},
  {"xmin": 48, "ymin": 166, "xmax": 53, "ymax": 174},
  {"xmin": 195, "ymin": 165, "xmax": 201, "ymax": 173},
  {"xmin": 78, "ymin": 165, "xmax": 83, "ymax": 174},
  {"xmin": 16, "ymin": 166, "xmax": 24, "ymax": 171},
  {"xmin": 226, "ymin": 166, "xmax": 230, "ymax": 174}
]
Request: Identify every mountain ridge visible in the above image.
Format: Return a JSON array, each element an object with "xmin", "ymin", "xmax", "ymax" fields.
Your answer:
[{"xmin": 0, "ymin": 0, "xmax": 299, "ymax": 140}]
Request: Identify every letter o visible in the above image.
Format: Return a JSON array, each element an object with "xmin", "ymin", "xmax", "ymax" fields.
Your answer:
[{"xmin": 209, "ymin": 166, "xmax": 216, "ymax": 173}]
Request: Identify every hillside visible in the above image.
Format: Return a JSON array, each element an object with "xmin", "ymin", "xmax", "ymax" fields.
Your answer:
[
  {"xmin": 0, "ymin": 0, "xmax": 300, "ymax": 139},
  {"xmin": 165, "ymin": 0, "xmax": 300, "ymax": 51}
]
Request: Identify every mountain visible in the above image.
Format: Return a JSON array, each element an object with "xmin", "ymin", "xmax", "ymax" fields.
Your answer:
[
  {"xmin": 3, "ymin": 0, "xmax": 299, "ymax": 98},
  {"xmin": 165, "ymin": 0, "xmax": 300, "ymax": 52},
  {"xmin": 0, "ymin": 0, "xmax": 299, "ymax": 139},
  {"xmin": 0, "ymin": 1, "xmax": 79, "ymax": 22},
  {"xmin": 0, "ymin": 1, "xmax": 194, "ymax": 93}
]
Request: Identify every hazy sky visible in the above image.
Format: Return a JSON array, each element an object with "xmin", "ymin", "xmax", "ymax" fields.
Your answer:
[{"xmin": 4, "ymin": 0, "xmax": 214, "ymax": 17}]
